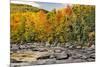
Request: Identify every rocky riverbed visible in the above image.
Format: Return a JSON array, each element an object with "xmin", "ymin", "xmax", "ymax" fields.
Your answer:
[{"xmin": 10, "ymin": 43, "xmax": 95, "ymax": 67}]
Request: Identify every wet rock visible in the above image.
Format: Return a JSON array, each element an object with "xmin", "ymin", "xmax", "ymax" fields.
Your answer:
[
  {"xmin": 71, "ymin": 54, "xmax": 82, "ymax": 59},
  {"xmin": 80, "ymin": 55, "xmax": 87, "ymax": 59},
  {"xmin": 32, "ymin": 48, "xmax": 39, "ymax": 51},
  {"xmin": 10, "ymin": 43, "xmax": 95, "ymax": 65},
  {"xmin": 37, "ymin": 55, "xmax": 50, "ymax": 60},
  {"xmin": 54, "ymin": 52, "xmax": 69, "ymax": 60},
  {"xmin": 88, "ymin": 53, "xmax": 95, "ymax": 59},
  {"xmin": 73, "ymin": 59, "xmax": 86, "ymax": 62},
  {"xmin": 49, "ymin": 54, "xmax": 55, "ymax": 59},
  {"xmin": 56, "ymin": 60, "xmax": 68, "ymax": 63},
  {"xmin": 16, "ymin": 49, "xmax": 27, "ymax": 53},
  {"xmin": 86, "ymin": 58, "xmax": 95, "ymax": 62},
  {"xmin": 86, "ymin": 48, "xmax": 95, "ymax": 51},
  {"xmin": 36, "ymin": 52, "xmax": 52, "ymax": 60},
  {"xmin": 10, "ymin": 63, "xmax": 31, "ymax": 67},
  {"xmin": 44, "ymin": 59, "xmax": 56, "ymax": 64},
  {"xmin": 89, "ymin": 56, "xmax": 95, "ymax": 59},
  {"xmin": 19, "ymin": 45, "xmax": 26, "ymax": 49},
  {"xmin": 33, "ymin": 59, "xmax": 56, "ymax": 64},
  {"xmin": 11, "ymin": 52, "xmax": 38, "ymax": 63},
  {"xmin": 68, "ymin": 45, "xmax": 76, "ymax": 49},
  {"xmin": 11, "ymin": 45, "xmax": 19, "ymax": 50},
  {"xmin": 11, "ymin": 59, "xmax": 19, "ymax": 63},
  {"xmin": 65, "ymin": 43, "xmax": 71, "ymax": 47},
  {"xmin": 54, "ymin": 49, "xmax": 62, "ymax": 53},
  {"xmin": 32, "ymin": 47, "xmax": 48, "ymax": 52},
  {"xmin": 76, "ymin": 46, "xmax": 82, "ymax": 49},
  {"xmin": 34, "ymin": 60, "xmax": 47, "ymax": 65}
]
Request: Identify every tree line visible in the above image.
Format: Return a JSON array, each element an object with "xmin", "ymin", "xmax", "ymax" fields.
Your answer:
[{"xmin": 10, "ymin": 4, "xmax": 95, "ymax": 47}]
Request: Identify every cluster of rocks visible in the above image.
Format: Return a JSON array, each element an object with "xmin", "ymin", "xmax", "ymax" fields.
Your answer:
[{"xmin": 10, "ymin": 43, "xmax": 95, "ymax": 67}]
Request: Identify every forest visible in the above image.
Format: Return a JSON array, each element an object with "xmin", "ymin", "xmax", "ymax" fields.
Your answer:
[{"xmin": 10, "ymin": 4, "xmax": 95, "ymax": 48}]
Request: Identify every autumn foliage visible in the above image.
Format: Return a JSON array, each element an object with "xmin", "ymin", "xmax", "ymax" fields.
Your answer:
[{"xmin": 10, "ymin": 4, "xmax": 95, "ymax": 47}]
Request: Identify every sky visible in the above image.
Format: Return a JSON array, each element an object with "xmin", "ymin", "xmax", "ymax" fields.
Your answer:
[{"xmin": 11, "ymin": 0, "xmax": 69, "ymax": 11}]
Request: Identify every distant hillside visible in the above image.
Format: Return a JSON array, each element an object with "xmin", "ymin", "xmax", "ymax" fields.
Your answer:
[{"xmin": 10, "ymin": 3, "xmax": 48, "ymax": 13}]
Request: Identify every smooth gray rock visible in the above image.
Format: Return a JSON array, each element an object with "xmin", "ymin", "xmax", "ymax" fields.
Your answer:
[
  {"xmin": 11, "ymin": 43, "xmax": 95, "ymax": 65},
  {"xmin": 44, "ymin": 59, "xmax": 56, "ymax": 64},
  {"xmin": 54, "ymin": 49, "xmax": 62, "ymax": 53},
  {"xmin": 32, "ymin": 47, "xmax": 48, "ymax": 52},
  {"xmin": 54, "ymin": 52, "xmax": 69, "ymax": 60}
]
